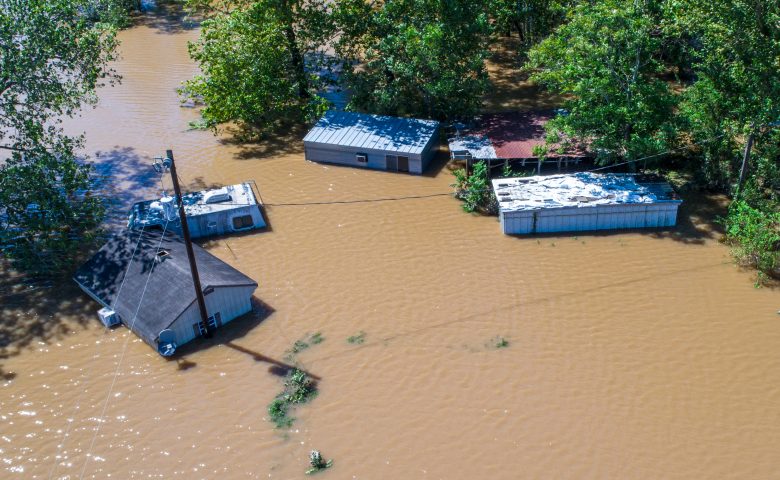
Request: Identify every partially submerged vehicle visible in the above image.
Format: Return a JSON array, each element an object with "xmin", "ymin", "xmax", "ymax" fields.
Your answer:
[{"xmin": 128, "ymin": 182, "xmax": 266, "ymax": 238}]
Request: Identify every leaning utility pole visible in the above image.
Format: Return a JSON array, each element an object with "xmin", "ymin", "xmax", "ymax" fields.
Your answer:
[{"xmin": 166, "ymin": 149, "xmax": 213, "ymax": 337}]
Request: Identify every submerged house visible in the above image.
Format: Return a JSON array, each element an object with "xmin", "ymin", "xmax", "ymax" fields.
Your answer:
[
  {"xmin": 493, "ymin": 173, "xmax": 682, "ymax": 235},
  {"xmin": 303, "ymin": 111, "xmax": 440, "ymax": 174},
  {"xmin": 128, "ymin": 182, "xmax": 266, "ymax": 239},
  {"xmin": 74, "ymin": 230, "xmax": 257, "ymax": 356}
]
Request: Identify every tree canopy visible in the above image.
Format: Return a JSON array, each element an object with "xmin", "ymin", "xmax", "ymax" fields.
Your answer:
[
  {"xmin": 0, "ymin": 0, "xmax": 119, "ymax": 275},
  {"xmin": 334, "ymin": 0, "xmax": 493, "ymax": 120},
  {"xmin": 527, "ymin": 0, "xmax": 676, "ymax": 164},
  {"xmin": 183, "ymin": 0, "xmax": 334, "ymax": 134}
]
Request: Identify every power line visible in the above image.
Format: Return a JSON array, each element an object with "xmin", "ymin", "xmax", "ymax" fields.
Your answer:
[
  {"xmin": 257, "ymin": 131, "xmax": 731, "ymax": 208},
  {"xmin": 47, "ymin": 225, "xmax": 148, "ymax": 480},
  {"xmin": 77, "ymin": 221, "xmax": 170, "ymax": 480}
]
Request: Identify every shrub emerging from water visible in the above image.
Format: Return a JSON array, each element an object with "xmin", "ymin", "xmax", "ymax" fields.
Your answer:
[
  {"xmin": 284, "ymin": 332, "xmax": 325, "ymax": 361},
  {"xmin": 724, "ymin": 200, "xmax": 780, "ymax": 284},
  {"xmin": 306, "ymin": 450, "xmax": 333, "ymax": 475},
  {"xmin": 487, "ymin": 336, "xmax": 510, "ymax": 349},
  {"xmin": 451, "ymin": 161, "xmax": 498, "ymax": 214},
  {"xmin": 268, "ymin": 368, "xmax": 318, "ymax": 428},
  {"xmin": 347, "ymin": 331, "xmax": 366, "ymax": 344}
]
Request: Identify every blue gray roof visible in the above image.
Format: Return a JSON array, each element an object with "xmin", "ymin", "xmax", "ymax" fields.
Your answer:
[
  {"xmin": 304, "ymin": 111, "xmax": 439, "ymax": 155},
  {"xmin": 73, "ymin": 230, "xmax": 257, "ymax": 346}
]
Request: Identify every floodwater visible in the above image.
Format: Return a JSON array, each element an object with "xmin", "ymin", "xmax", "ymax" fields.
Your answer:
[{"xmin": 3, "ymin": 9, "xmax": 780, "ymax": 480}]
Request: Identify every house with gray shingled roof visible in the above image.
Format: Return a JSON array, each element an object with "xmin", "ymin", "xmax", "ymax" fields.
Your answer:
[{"xmin": 73, "ymin": 230, "xmax": 257, "ymax": 356}]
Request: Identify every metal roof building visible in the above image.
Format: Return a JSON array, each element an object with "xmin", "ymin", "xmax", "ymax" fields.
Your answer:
[
  {"xmin": 74, "ymin": 230, "xmax": 257, "ymax": 356},
  {"xmin": 492, "ymin": 173, "xmax": 682, "ymax": 235},
  {"xmin": 303, "ymin": 111, "xmax": 440, "ymax": 174}
]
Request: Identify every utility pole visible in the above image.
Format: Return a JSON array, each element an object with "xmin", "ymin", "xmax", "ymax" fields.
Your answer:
[
  {"xmin": 736, "ymin": 126, "xmax": 756, "ymax": 200},
  {"xmin": 166, "ymin": 149, "xmax": 213, "ymax": 337}
]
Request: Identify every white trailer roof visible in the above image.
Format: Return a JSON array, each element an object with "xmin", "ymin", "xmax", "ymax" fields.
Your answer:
[
  {"xmin": 492, "ymin": 173, "xmax": 680, "ymax": 212},
  {"xmin": 304, "ymin": 111, "xmax": 439, "ymax": 154}
]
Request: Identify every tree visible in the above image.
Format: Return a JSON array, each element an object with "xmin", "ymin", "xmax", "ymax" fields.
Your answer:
[
  {"xmin": 183, "ymin": 0, "xmax": 334, "ymax": 135},
  {"xmin": 492, "ymin": 0, "xmax": 577, "ymax": 53},
  {"xmin": 0, "ymin": 0, "xmax": 119, "ymax": 275},
  {"xmin": 670, "ymin": 0, "xmax": 780, "ymax": 190},
  {"xmin": 526, "ymin": 0, "xmax": 676, "ymax": 164},
  {"xmin": 334, "ymin": 0, "xmax": 493, "ymax": 120},
  {"xmin": 669, "ymin": 1, "xmax": 780, "ymax": 282}
]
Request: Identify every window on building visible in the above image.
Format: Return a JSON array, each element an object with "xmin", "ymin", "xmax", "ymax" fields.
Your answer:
[
  {"xmin": 232, "ymin": 215, "xmax": 254, "ymax": 230},
  {"xmin": 193, "ymin": 321, "xmax": 207, "ymax": 337},
  {"xmin": 356, "ymin": 153, "xmax": 368, "ymax": 163},
  {"xmin": 208, "ymin": 312, "xmax": 222, "ymax": 329},
  {"xmin": 192, "ymin": 313, "xmax": 221, "ymax": 337}
]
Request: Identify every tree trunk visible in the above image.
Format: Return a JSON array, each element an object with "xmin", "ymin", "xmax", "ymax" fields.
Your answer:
[{"xmin": 284, "ymin": 25, "xmax": 309, "ymax": 100}]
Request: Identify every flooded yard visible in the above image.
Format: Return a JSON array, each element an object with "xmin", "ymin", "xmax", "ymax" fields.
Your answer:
[{"xmin": 2, "ymin": 9, "xmax": 780, "ymax": 480}]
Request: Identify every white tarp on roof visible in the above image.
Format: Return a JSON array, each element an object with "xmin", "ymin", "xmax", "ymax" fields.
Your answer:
[
  {"xmin": 447, "ymin": 134, "xmax": 497, "ymax": 159},
  {"xmin": 492, "ymin": 173, "xmax": 676, "ymax": 212}
]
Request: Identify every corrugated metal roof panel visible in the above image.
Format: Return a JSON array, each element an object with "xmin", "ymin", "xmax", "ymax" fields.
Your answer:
[{"xmin": 304, "ymin": 111, "xmax": 439, "ymax": 155}]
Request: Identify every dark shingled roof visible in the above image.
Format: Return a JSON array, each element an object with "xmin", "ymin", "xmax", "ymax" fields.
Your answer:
[{"xmin": 73, "ymin": 230, "xmax": 257, "ymax": 346}]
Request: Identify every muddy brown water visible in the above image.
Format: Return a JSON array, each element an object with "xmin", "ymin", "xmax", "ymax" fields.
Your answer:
[{"xmin": 2, "ymin": 11, "xmax": 780, "ymax": 480}]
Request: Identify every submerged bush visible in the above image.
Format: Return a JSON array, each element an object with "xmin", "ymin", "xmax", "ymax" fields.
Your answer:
[
  {"xmin": 306, "ymin": 449, "xmax": 333, "ymax": 475},
  {"xmin": 267, "ymin": 368, "xmax": 318, "ymax": 428},
  {"xmin": 451, "ymin": 161, "xmax": 498, "ymax": 214},
  {"xmin": 724, "ymin": 200, "xmax": 780, "ymax": 284}
]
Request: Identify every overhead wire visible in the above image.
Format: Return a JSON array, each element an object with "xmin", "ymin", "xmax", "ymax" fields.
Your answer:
[
  {"xmin": 259, "ymin": 130, "xmax": 732, "ymax": 208},
  {"xmin": 77, "ymin": 220, "xmax": 171, "ymax": 480},
  {"xmin": 46, "ymin": 225, "xmax": 148, "ymax": 480}
]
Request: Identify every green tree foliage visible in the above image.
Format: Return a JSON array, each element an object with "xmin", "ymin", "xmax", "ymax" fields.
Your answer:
[
  {"xmin": 0, "ymin": 138, "xmax": 106, "ymax": 274},
  {"xmin": 0, "ymin": 0, "xmax": 118, "ymax": 275},
  {"xmin": 527, "ymin": 0, "xmax": 676, "ymax": 164},
  {"xmin": 334, "ymin": 0, "xmax": 493, "ymax": 120},
  {"xmin": 670, "ymin": 1, "xmax": 780, "ymax": 189},
  {"xmin": 493, "ymin": 0, "xmax": 576, "ymax": 52},
  {"xmin": 451, "ymin": 161, "xmax": 497, "ymax": 214},
  {"xmin": 724, "ymin": 200, "xmax": 780, "ymax": 284},
  {"xmin": 183, "ymin": 0, "xmax": 334, "ymax": 134}
]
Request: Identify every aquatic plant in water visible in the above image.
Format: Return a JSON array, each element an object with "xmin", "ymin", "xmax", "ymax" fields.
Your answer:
[
  {"xmin": 284, "ymin": 332, "xmax": 325, "ymax": 361},
  {"xmin": 487, "ymin": 336, "xmax": 510, "ymax": 349},
  {"xmin": 347, "ymin": 331, "xmax": 366, "ymax": 344},
  {"xmin": 306, "ymin": 450, "xmax": 333, "ymax": 475},
  {"xmin": 267, "ymin": 368, "xmax": 318, "ymax": 428}
]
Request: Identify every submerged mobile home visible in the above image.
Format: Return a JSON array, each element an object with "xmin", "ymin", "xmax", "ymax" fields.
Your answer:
[
  {"xmin": 493, "ymin": 173, "xmax": 681, "ymax": 235},
  {"xmin": 129, "ymin": 182, "xmax": 265, "ymax": 239},
  {"xmin": 74, "ymin": 230, "xmax": 257, "ymax": 356},
  {"xmin": 303, "ymin": 111, "xmax": 440, "ymax": 174}
]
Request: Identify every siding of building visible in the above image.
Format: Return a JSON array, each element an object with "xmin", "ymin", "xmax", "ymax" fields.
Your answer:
[
  {"xmin": 163, "ymin": 284, "xmax": 256, "ymax": 348},
  {"xmin": 177, "ymin": 205, "xmax": 265, "ymax": 239},
  {"xmin": 500, "ymin": 203, "xmax": 680, "ymax": 235}
]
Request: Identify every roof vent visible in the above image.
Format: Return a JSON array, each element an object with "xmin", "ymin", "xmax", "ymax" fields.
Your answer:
[
  {"xmin": 204, "ymin": 187, "xmax": 231, "ymax": 204},
  {"xmin": 155, "ymin": 250, "xmax": 170, "ymax": 262}
]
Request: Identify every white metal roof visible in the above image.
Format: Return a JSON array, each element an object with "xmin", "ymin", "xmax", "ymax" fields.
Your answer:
[
  {"xmin": 304, "ymin": 110, "xmax": 439, "ymax": 154},
  {"xmin": 448, "ymin": 134, "xmax": 497, "ymax": 159},
  {"xmin": 492, "ymin": 173, "xmax": 681, "ymax": 212},
  {"xmin": 129, "ymin": 182, "xmax": 261, "ymax": 229}
]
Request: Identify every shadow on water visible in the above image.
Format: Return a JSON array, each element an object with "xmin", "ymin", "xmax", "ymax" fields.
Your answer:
[
  {"xmin": 0, "ymin": 260, "xmax": 95, "ymax": 378},
  {"xmin": 225, "ymin": 342, "xmax": 322, "ymax": 380},
  {"xmin": 218, "ymin": 125, "xmax": 307, "ymax": 161},
  {"xmin": 91, "ymin": 146, "xmax": 160, "ymax": 231},
  {"xmin": 170, "ymin": 297, "xmax": 276, "ymax": 359},
  {"xmin": 134, "ymin": 1, "xmax": 200, "ymax": 35}
]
